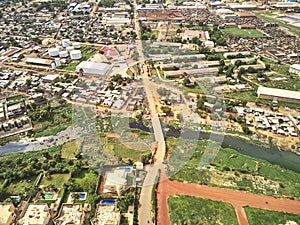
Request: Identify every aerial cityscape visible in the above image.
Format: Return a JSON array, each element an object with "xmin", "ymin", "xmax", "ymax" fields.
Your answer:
[{"xmin": 0, "ymin": 0, "xmax": 300, "ymax": 224}]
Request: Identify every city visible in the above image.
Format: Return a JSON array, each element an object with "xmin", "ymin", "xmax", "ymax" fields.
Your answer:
[{"xmin": 0, "ymin": 0, "xmax": 300, "ymax": 225}]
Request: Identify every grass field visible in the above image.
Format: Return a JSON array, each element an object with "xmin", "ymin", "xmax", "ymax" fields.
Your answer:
[
  {"xmin": 245, "ymin": 207, "xmax": 300, "ymax": 225},
  {"xmin": 61, "ymin": 140, "xmax": 79, "ymax": 159},
  {"xmin": 222, "ymin": 28, "xmax": 267, "ymax": 38},
  {"xmin": 6, "ymin": 176, "xmax": 37, "ymax": 196},
  {"xmin": 105, "ymin": 143, "xmax": 150, "ymax": 162},
  {"xmin": 170, "ymin": 140, "xmax": 300, "ymax": 200},
  {"xmin": 39, "ymin": 173, "xmax": 71, "ymax": 189},
  {"xmin": 168, "ymin": 196, "xmax": 239, "ymax": 225}
]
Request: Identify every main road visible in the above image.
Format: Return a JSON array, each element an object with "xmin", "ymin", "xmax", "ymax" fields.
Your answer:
[{"xmin": 133, "ymin": 1, "xmax": 166, "ymax": 224}]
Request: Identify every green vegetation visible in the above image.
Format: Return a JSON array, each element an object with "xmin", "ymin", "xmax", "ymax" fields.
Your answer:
[
  {"xmin": 28, "ymin": 101, "xmax": 72, "ymax": 137},
  {"xmin": 105, "ymin": 142, "xmax": 150, "ymax": 162},
  {"xmin": 39, "ymin": 173, "xmax": 71, "ymax": 190},
  {"xmin": 221, "ymin": 28, "xmax": 267, "ymax": 38},
  {"xmin": 61, "ymin": 140, "xmax": 79, "ymax": 159},
  {"xmin": 245, "ymin": 207, "xmax": 300, "ymax": 225},
  {"xmin": 72, "ymin": 169, "xmax": 98, "ymax": 194},
  {"xmin": 254, "ymin": 11, "xmax": 300, "ymax": 38},
  {"xmin": 168, "ymin": 196, "xmax": 239, "ymax": 225},
  {"xmin": 171, "ymin": 140, "xmax": 300, "ymax": 200}
]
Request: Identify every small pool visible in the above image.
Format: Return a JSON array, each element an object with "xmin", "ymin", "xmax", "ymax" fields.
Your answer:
[
  {"xmin": 79, "ymin": 193, "xmax": 86, "ymax": 200},
  {"xmin": 44, "ymin": 193, "xmax": 53, "ymax": 199},
  {"xmin": 101, "ymin": 199, "xmax": 116, "ymax": 205},
  {"xmin": 125, "ymin": 167, "xmax": 131, "ymax": 172}
]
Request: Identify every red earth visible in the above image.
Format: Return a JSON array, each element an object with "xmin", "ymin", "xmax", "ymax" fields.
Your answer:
[{"xmin": 157, "ymin": 170, "xmax": 300, "ymax": 225}]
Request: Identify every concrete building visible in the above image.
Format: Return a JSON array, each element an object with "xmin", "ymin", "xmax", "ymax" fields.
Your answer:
[
  {"xmin": 289, "ymin": 64, "xmax": 300, "ymax": 75},
  {"xmin": 257, "ymin": 86, "xmax": 300, "ymax": 104},
  {"xmin": 104, "ymin": 168, "xmax": 129, "ymax": 195},
  {"xmin": 76, "ymin": 61, "xmax": 110, "ymax": 76},
  {"xmin": 42, "ymin": 74, "xmax": 59, "ymax": 83},
  {"xmin": 25, "ymin": 58, "xmax": 53, "ymax": 66},
  {"xmin": 54, "ymin": 204, "xmax": 85, "ymax": 225},
  {"xmin": 182, "ymin": 29, "xmax": 200, "ymax": 41},
  {"xmin": 0, "ymin": 203, "xmax": 16, "ymax": 225},
  {"xmin": 164, "ymin": 70, "xmax": 184, "ymax": 79},
  {"xmin": 91, "ymin": 205, "xmax": 121, "ymax": 225},
  {"xmin": 18, "ymin": 204, "xmax": 51, "ymax": 225}
]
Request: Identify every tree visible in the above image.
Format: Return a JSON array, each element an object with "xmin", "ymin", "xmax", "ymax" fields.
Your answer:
[{"xmin": 160, "ymin": 106, "xmax": 171, "ymax": 115}]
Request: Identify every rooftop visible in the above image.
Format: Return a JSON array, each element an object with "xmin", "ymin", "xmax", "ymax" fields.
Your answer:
[
  {"xmin": 257, "ymin": 86, "xmax": 300, "ymax": 100},
  {"xmin": 18, "ymin": 204, "xmax": 50, "ymax": 225},
  {"xmin": 55, "ymin": 204, "xmax": 84, "ymax": 225},
  {"xmin": 92, "ymin": 205, "xmax": 121, "ymax": 225},
  {"xmin": 0, "ymin": 203, "xmax": 15, "ymax": 224}
]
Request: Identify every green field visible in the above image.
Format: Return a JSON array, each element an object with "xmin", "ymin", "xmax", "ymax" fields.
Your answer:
[
  {"xmin": 170, "ymin": 140, "xmax": 300, "ymax": 200},
  {"xmin": 222, "ymin": 28, "xmax": 267, "ymax": 38},
  {"xmin": 61, "ymin": 140, "xmax": 79, "ymax": 159},
  {"xmin": 39, "ymin": 173, "xmax": 71, "ymax": 189},
  {"xmin": 105, "ymin": 143, "xmax": 151, "ymax": 162},
  {"xmin": 5, "ymin": 176, "xmax": 37, "ymax": 196},
  {"xmin": 73, "ymin": 169, "xmax": 99, "ymax": 194},
  {"xmin": 168, "ymin": 196, "xmax": 239, "ymax": 225},
  {"xmin": 245, "ymin": 207, "xmax": 300, "ymax": 225}
]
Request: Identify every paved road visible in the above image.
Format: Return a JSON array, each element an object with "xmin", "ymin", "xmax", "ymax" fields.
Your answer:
[
  {"xmin": 157, "ymin": 170, "xmax": 300, "ymax": 225},
  {"xmin": 133, "ymin": 1, "xmax": 166, "ymax": 224}
]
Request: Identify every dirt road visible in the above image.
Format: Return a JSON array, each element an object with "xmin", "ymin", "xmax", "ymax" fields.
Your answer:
[{"xmin": 157, "ymin": 170, "xmax": 300, "ymax": 225}]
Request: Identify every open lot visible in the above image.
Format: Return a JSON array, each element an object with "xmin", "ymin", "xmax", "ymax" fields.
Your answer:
[
  {"xmin": 222, "ymin": 28, "xmax": 267, "ymax": 38},
  {"xmin": 168, "ymin": 195, "xmax": 239, "ymax": 225},
  {"xmin": 245, "ymin": 207, "xmax": 300, "ymax": 225}
]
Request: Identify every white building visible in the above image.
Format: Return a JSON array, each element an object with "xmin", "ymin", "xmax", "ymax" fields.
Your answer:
[
  {"xmin": 289, "ymin": 64, "xmax": 300, "ymax": 75},
  {"xmin": 257, "ymin": 86, "xmax": 300, "ymax": 104},
  {"xmin": 76, "ymin": 61, "xmax": 110, "ymax": 76}
]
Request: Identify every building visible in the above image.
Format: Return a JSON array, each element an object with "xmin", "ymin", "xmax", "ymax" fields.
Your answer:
[
  {"xmin": 76, "ymin": 61, "xmax": 110, "ymax": 76},
  {"xmin": 0, "ymin": 203, "xmax": 16, "ymax": 225},
  {"xmin": 18, "ymin": 204, "xmax": 51, "ymax": 225},
  {"xmin": 91, "ymin": 204, "xmax": 121, "ymax": 225},
  {"xmin": 257, "ymin": 86, "xmax": 300, "ymax": 104},
  {"xmin": 42, "ymin": 74, "xmax": 59, "ymax": 83},
  {"xmin": 25, "ymin": 58, "xmax": 53, "ymax": 67},
  {"xmin": 182, "ymin": 29, "xmax": 200, "ymax": 41},
  {"xmin": 164, "ymin": 70, "xmax": 185, "ymax": 79},
  {"xmin": 104, "ymin": 168, "xmax": 132, "ymax": 195},
  {"xmin": 289, "ymin": 64, "xmax": 300, "ymax": 75},
  {"xmin": 54, "ymin": 204, "xmax": 85, "ymax": 225}
]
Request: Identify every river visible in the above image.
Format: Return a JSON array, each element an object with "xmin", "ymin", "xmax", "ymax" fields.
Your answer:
[
  {"xmin": 1, "ymin": 122, "xmax": 300, "ymax": 173},
  {"xmin": 130, "ymin": 121, "xmax": 300, "ymax": 173}
]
